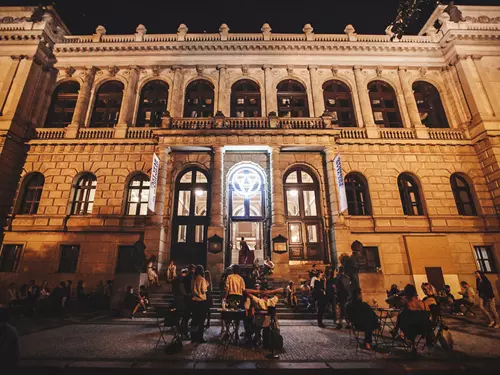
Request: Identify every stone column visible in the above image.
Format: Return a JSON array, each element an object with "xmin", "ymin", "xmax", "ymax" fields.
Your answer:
[
  {"xmin": 67, "ymin": 67, "xmax": 96, "ymax": 136},
  {"xmin": 116, "ymin": 66, "xmax": 140, "ymax": 137},
  {"xmin": 308, "ymin": 65, "xmax": 324, "ymax": 117},
  {"xmin": 208, "ymin": 146, "xmax": 225, "ymax": 280},
  {"xmin": 324, "ymin": 146, "xmax": 341, "ymax": 267},
  {"xmin": 216, "ymin": 65, "xmax": 229, "ymax": 115},
  {"xmin": 441, "ymin": 67, "xmax": 469, "ymax": 129},
  {"xmin": 31, "ymin": 66, "xmax": 56, "ymax": 128},
  {"xmin": 353, "ymin": 66, "xmax": 378, "ymax": 138},
  {"xmin": 170, "ymin": 66, "xmax": 184, "ymax": 117},
  {"xmin": 398, "ymin": 67, "xmax": 428, "ymax": 139},
  {"xmin": 263, "ymin": 65, "xmax": 277, "ymax": 115},
  {"xmin": 269, "ymin": 146, "xmax": 289, "ymax": 275}
]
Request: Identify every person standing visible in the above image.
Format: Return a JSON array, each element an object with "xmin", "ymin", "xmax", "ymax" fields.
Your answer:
[
  {"xmin": 334, "ymin": 266, "xmax": 350, "ymax": 329},
  {"xmin": 475, "ymin": 271, "xmax": 500, "ymax": 328},
  {"xmin": 326, "ymin": 271, "xmax": 337, "ymax": 324},
  {"xmin": 173, "ymin": 268, "xmax": 189, "ymax": 337},
  {"xmin": 191, "ymin": 265, "xmax": 209, "ymax": 343},
  {"xmin": 313, "ymin": 271, "xmax": 327, "ymax": 328},
  {"xmin": 167, "ymin": 260, "xmax": 177, "ymax": 283},
  {"xmin": 204, "ymin": 270, "xmax": 213, "ymax": 329}
]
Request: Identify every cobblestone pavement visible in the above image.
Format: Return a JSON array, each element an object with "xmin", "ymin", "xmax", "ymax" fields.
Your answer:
[{"xmin": 18, "ymin": 316, "xmax": 500, "ymax": 362}]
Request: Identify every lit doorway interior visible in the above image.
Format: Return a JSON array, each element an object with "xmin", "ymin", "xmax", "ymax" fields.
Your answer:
[{"xmin": 227, "ymin": 163, "xmax": 266, "ymax": 265}]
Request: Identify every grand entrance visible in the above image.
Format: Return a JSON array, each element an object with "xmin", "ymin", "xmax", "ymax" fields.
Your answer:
[
  {"xmin": 226, "ymin": 163, "xmax": 268, "ymax": 266},
  {"xmin": 171, "ymin": 167, "xmax": 210, "ymax": 267}
]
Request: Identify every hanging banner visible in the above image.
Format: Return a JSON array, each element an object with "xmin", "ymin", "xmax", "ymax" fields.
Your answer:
[
  {"xmin": 148, "ymin": 153, "xmax": 160, "ymax": 212},
  {"xmin": 333, "ymin": 153, "xmax": 348, "ymax": 214}
]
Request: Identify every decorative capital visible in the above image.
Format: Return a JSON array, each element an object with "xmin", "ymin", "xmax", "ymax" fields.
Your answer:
[
  {"xmin": 262, "ymin": 64, "xmax": 273, "ymax": 71},
  {"xmin": 152, "ymin": 65, "xmax": 162, "ymax": 76},
  {"xmin": 172, "ymin": 65, "xmax": 182, "ymax": 73},
  {"xmin": 64, "ymin": 66, "xmax": 75, "ymax": 77},
  {"xmin": 217, "ymin": 64, "xmax": 227, "ymax": 71},
  {"xmin": 107, "ymin": 65, "xmax": 119, "ymax": 77},
  {"xmin": 308, "ymin": 65, "xmax": 319, "ymax": 71}
]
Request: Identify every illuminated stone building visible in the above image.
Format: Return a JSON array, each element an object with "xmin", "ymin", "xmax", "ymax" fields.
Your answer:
[{"xmin": 0, "ymin": 4, "xmax": 500, "ymax": 303}]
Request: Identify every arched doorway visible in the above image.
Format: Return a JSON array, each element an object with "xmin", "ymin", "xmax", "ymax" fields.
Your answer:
[
  {"xmin": 226, "ymin": 163, "xmax": 267, "ymax": 266},
  {"xmin": 171, "ymin": 167, "xmax": 210, "ymax": 267}
]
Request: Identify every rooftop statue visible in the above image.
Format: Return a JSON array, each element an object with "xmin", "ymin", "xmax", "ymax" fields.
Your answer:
[{"xmin": 443, "ymin": 1, "xmax": 465, "ymax": 23}]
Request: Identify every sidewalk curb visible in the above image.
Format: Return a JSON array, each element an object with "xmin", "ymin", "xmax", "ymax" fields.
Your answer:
[{"xmin": 18, "ymin": 358, "xmax": 500, "ymax": 374}]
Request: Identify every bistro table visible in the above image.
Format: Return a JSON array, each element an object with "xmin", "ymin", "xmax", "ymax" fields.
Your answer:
[{"xmin": 373, "ymin": 307, "xmax": 401, "ymax": 348}]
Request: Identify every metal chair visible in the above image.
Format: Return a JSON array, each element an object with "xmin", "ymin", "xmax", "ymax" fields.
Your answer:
[{"xmin": 155, "ymin": 308, "xmax": 183, "ymax": 349}]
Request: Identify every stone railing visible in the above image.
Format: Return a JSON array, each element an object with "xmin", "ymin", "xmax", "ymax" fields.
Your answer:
[
  {"xmin": 77, "ymin": 127, "xmax": 115, "ymax": 139},
  {"xmin": 171, "ymin": 118, "xmax": 215, "ymax": 129},
  {"xmin": 379, "ymin": 128, "xmax": 416, "ymax": 140},
  {"xmin": 428, "ymin": 128, "xmax": 464, "ymax": 140},
  {"xmin": 125, "ymin": 128, "xmax": 155, "ymax": 139},
  {"xmin": 224, "ymin": 118, "xmax": 269, "ymax": 129},
  {"xmin": 339, "ymin": 128, "xmax": 367, "ymax": 139},
  {"xmin": 34, "ymin": 128, "xmax": 66, "ymax": 140},
  {"xmin": 278, "ymin": 118, "xmax": 323, "ymax": 129}
]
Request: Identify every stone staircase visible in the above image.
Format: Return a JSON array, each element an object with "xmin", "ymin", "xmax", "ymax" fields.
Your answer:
[{"xmin": 129, "ymin": 278, "xmax": 320, "ymax": 322}]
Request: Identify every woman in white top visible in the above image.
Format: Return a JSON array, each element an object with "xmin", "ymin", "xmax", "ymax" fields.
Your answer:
[{"xmin": 147, "ymin": 255, "xmax": 161, "ymax": 287}]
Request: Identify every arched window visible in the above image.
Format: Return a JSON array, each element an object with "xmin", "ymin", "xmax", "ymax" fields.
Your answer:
[
  {"xmin": 277, "ymin": 79, "xmax": 309, "ymax": 117},
  {"xmin": 171, "ymin": 168, "xmax": 210, "ymax": 266},
  {"xmin": 230, "ymin": 79, "xmax": 261, "ymax": 117},
  {"xmin": 368, "ymin": 80, "xmax": 402, "ymax": 128},
  {"xmin": 126, "ymin": 174, "xmax": 150, "ymax": 216},
  {"xmin": 412, "ymin": 81, "xmax": 449, "ymax": 129},
  {"xmin": 44, "ymin": 81, "xmax": 80, "ymax": 128},
  {"xmin": 90, "ymin": 81, "xmax": 124, "ymax": 128},
  {"xmin": 322, "ymin": 80, "xmax": 355, "ymax": 127},
  {"xmin": 398, "ymin": 174, "xmax": 424, "ymax": 216},
  {"xmin": 183, "ymin": 80, "xmax": 215, "ymax": 117},
  {"xmin": 284, "ymin": 167, "xmax": 323, "ymax": 261},
  {"xmin": 345, "ymin": 173, "xmax": 372, "ymax": 216},
  {"xmin": 71, "ymin": 173, "xmax": 97, "ymax": 215},
  {"xmin": 136, "ymin": 80, "xmax": 169, "ymax": 127},
  {"xmin": 450, "ymin": 174, "xmax": 477, "ymax": 216},
  {"xmin": 18, "ymin": 173, "xmax": 44, "ymax": 215}
]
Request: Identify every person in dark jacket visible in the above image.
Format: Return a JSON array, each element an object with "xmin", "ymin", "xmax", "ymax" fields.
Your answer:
[
  {"xmin": 173, "ymin": 268, "xmax": 189, "ymax": 336},
  {"xmin": 313, "ymin": 271, "xmax": 327, "ymax": 328},
  {"xmin": 0, "ymin": 307, "xmax": 20, "ymax": 369},
  {"xmin": 334, "ymin": 267, "xmax": 350, "ymax": 329},
  {"xmin": 345, "ymin": 288, "xmax": 379, "ymax": 350},
  {"xmin": 475, "ymin": 271, "xmax": 499, "ymax": 328},
  {"xmin": 326, "ymin": 272, "xmax": 337, "ymax": 323}
]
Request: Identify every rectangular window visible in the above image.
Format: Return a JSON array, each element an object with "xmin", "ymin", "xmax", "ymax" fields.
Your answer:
[
  {"xmin": 232, "ymin": 194, "xmax": 245, "ymax": 216},
  {"xmin": 286, "ymin": 190, "xmax": 300, "ymax": 216},
  {"xmin": 58, "ymin": 245, "xmax": 80, "ymax": 273},
  {"xmin": 474, "ymin": 246, "xmax": 497, "ymax": 273},
  {"xmin": 289, "ymin": 223, "xmax": 302, "ymax": 244},
  {"xmin": 0, "ymin": 244, "xmax": 22, "ymax": 272},
  {"xmin": 177, "ymin": 191, "xmax": 191, "ymax": 216},
  {"xmin": 194, "ymin": 190, "xmax": 207, "ymax": 216},
  {"xmin": 116, "ymin": 245, "xmax": 139, "ymax": 273},
  {"xmin": 249, "ymin": 192, "xmax": 262, "ymax": 217},
  {"xmin": 306, "ymin": 225, "xmax": 318, "ymax": 243},
  {"xmin": 359, "ymin": 246, "xmax": 381, "ymax": 273},
  {"xmin": 178, "ymin": 225, "xmax": 187, "ymax": 243},
  {"xmin": 195, "ymin": 225, "xmax": 205, "ymax": 243},
  {"xmin": 303, "ymin": 191, "xmax": 317, "ymax": 216}
]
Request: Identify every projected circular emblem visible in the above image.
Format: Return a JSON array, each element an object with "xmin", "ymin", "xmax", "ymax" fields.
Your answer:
[{"xmin": 231, "ymin": 166, "xmax": 262, "ymax": 198}]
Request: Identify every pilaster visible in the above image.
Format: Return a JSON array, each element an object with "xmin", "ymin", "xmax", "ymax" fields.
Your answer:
[
  {"xmin": 353, "ymin": 66, "xmax": 378, "ymax": 138},
  {"xmin": 0, "ymin": 56, "xmax": 24, "ymax": 118},
  {"xmin": 170, "ymin": 66, "xmax": 184, "ymax": 117},
  {"xmin": 323, "ymin": 146, "xmax": 342, "ymax": 267},
  {"xmin": 67, "ymin": 66, "xmax": 96, "ymax": 137},
  {"xmin": 308, "ymin": 65, "xmax": 324, "ymax": 117},
  {"xmin": 216, "ymin": 65, "xmax": 229, "ymax": 115},
  {"xmin": 116, "ymin": 66, "xmax": 140, "ymax": 137},
  {"xmin": 208, "ymin": 146, "xmax": 225, "ymax": 280},
  {"xmin": 398, "ymin": 67, "xmax": 428, "ymax": 139},
  {"xmin": 263, "ymin": 65, "xmax": 277, "ymax": 115}
]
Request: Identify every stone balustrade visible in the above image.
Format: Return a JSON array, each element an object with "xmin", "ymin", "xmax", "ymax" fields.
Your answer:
[{"xmin": 32, "ymin": 117, "xmax": 470, "ymax": 142}]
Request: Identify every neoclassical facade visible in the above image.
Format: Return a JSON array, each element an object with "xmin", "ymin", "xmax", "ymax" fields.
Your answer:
[{"xmin": 0, "ymin": 4, "xmax": 500, "ymax": 302}]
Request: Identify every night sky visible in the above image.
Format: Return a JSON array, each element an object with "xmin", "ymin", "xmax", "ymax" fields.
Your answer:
[{"xmin": 1, "ymin": 0, "xmax": 499, "ymax": 35}]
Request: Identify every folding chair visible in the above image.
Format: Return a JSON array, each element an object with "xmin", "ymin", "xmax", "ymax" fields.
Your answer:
[
  {"xmin": 399, "ymin": 309, "xmax": 433, "ymax": 357},
  {"xmin": 155, "ymin": 308, "xmax": 182, "ymax": 349}
]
